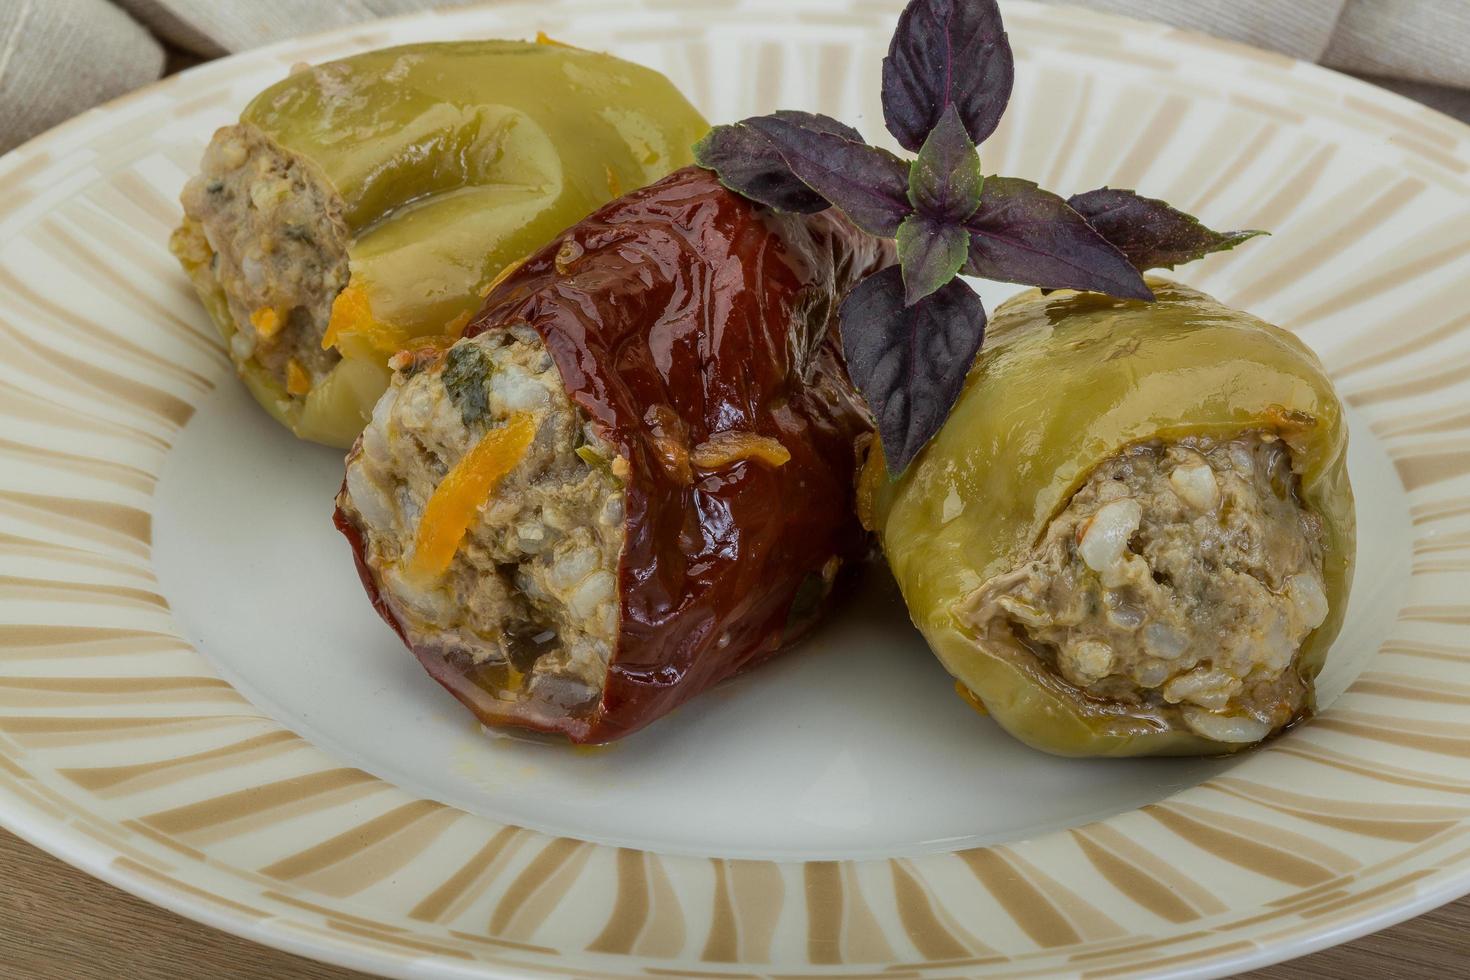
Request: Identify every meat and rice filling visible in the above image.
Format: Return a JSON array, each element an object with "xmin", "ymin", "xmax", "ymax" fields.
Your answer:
[
  {"xmin": 961, "ymin": 432, "xmax": 1329, "ymax": 743},
  {"xmin": 177, "ymin": 124, "xmax": 348, "ymax": 392},
  {"xmin": 339, "ymin": 326, "xmax": 626, "ymax": 717}
]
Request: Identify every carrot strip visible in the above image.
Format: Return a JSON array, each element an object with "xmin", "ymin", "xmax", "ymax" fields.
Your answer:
[
  {"xmin": 408, "ymin": 414, "xmax": 536, "ymax": 580},
  {"xmin": 285, "ymin": 358, "xmax": 311, "ymax": 395},
  {"xmin": 690, "ymin": 430, "xmax": 791, "ymax": 470}
]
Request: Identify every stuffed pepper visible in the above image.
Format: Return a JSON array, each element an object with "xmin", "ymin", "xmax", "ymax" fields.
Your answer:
[
  {"xmin": 334, "ymin": 166, "xmax": 893, "ymax": 742},
  {"xmin": 861, "ymin": 281, "xmax": 1355, "ymax": 756},
  {"xmin": 171, "ymin": 40, "xmax": 707, "ymax": 446}
]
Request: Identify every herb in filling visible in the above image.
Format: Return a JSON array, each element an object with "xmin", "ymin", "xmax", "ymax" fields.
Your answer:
[{"xmin": 442, "ymin": 343, "xmax": 493, "ymax": 427}]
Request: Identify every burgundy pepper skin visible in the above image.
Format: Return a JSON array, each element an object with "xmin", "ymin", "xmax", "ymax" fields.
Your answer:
[{"xmin": 336, "ymin": 167, "xmax": 893, "ymax": 742}]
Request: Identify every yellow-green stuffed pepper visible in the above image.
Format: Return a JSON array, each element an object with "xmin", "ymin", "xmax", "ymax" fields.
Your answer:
[
  {"xmin": 171, "ymin": 39, "xmax": 708, "ymax": 447},
  {"xmin": 861, "ymin": 280, "xmax": 1355, "ymax": 756}
]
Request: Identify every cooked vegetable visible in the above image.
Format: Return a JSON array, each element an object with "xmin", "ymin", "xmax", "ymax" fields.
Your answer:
[
  {"xmin": 408, "ymin": 414, "xmax": 536, "ymax": 582},
  {"xmin": 861, "ymin": 281, "xmax": 1355, "ymax": 756},
  {"xmin": 172, "ymin": 40, "xmax": 708, "ymax": 447},
  {"xmin": 335, "ymin": 167, "xmax": 893, "ymax": 742}
]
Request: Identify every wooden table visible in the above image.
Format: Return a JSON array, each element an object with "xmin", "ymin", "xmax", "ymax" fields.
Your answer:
[{"xmin": 1, "ymin": 828, "xmax": 1465, "ymax": 978}]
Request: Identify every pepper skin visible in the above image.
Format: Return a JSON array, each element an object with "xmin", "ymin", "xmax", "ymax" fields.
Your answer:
[
  {"xmin": 174, "ymin": 40, "xmax": 708, "ymax": 446},
  {"xmin": 861, "ymin": 281, "xmax": 1356, "ymax": 757},
  {"xmin": 336, "ymin": 166, "xmax": 893, "ymax": 742}
]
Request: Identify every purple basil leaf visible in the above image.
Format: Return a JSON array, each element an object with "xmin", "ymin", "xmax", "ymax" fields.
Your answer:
[
  {"xmin": 769, "ymin": 109, "xmax": 865, "ymax": 144},
  {"xmin": 896, "ymin": 213, "xmax": 970, "ymax": 305},
  {"xmin": 840, "ymin": 266, "xmax": 987, "ymax": 474},
  {"xmin": 747, "ymin": 115, "xmax": 912, "ymax": 237},
  {"xmin": 692, "ymin": 111, "xmax": 865, "ymax": 213},
  {"xmin": 1067, "ymin": 187, "xmax": 1267, "ymax": 271},
  {"xmin": 882, "ymin": 0, "xmax": 1015, "ymax": 152},
  {"xmin": 907, "ymin": 103, "xmax": 983, "ymax": 223},
  {"xmin": 964, "ymin": 176, "xmax": 1153, "ymax": 300},
  {"xmin": 693, "ymin": 124, "xmax": 827, "ymax": 213}
]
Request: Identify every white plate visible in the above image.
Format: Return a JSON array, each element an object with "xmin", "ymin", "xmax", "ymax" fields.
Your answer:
[{"xmin": 2, "ymin": 2, "xmax": 1469, "ymax": 977}]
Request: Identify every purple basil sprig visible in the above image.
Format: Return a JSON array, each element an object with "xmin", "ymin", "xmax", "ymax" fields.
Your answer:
[{"xmin": 692, "ymin": 0, "xmax": 1264, "ymax": 473}]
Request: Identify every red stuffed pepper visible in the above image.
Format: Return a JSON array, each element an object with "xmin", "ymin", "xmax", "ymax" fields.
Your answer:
[{"xmin": 334, "ymin": 166, "xmax": 892, "ymax": 742}]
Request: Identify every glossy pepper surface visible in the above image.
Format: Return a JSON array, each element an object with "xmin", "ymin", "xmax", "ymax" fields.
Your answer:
[
  {"xmin": 177, "ymin": 40, "xmax": 708, "ymax": 446},
  {"xmin": 861, "ymin": 281, "xmax": 1356, "ymax": 757},
  {"xmin": 337, "ymin": 166, "xmax": 894, "ymax": 742}
]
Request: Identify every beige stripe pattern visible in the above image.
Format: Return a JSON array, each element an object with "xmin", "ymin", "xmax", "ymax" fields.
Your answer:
[{"xmin": 0, "ymin": 1, "xmax": 1469, "ymax": 978}]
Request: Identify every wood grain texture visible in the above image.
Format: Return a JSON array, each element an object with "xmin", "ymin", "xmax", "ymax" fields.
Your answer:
[
  {"xmin": 0, "ymin": 829, "xmax": 367, "ymax": 980},
  {"xmin": 0, "ymin": 828, "xmax": 1465, "ymax": 979}
]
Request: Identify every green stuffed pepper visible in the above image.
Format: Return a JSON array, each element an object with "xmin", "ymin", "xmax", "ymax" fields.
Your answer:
[
  {"xmin": 171, "ymin": 39, "xmax": 707, "ymax": 447},
  {"xmin": 861, "ymin": 280, "xmax": 1355, "ymax": 756}
]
